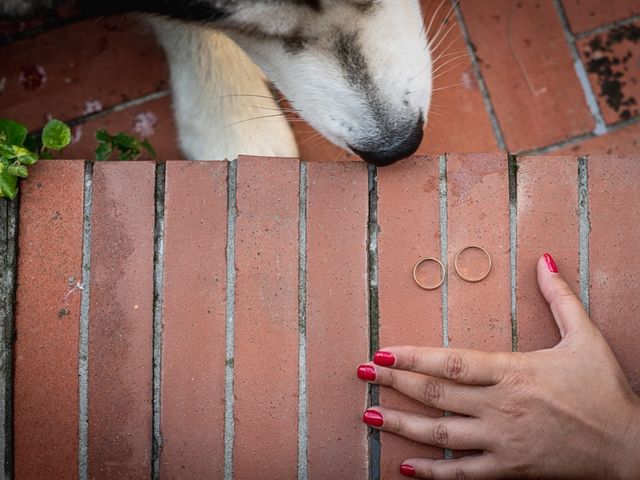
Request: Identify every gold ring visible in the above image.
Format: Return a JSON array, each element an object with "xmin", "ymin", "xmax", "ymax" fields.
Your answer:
[
  {"xmin": 454, "ymin": 245, "xmax": 492, "ymax": 283},
  {"xmin": 413, "ymin": 257, "xmax": 446, "ymax": 290}
]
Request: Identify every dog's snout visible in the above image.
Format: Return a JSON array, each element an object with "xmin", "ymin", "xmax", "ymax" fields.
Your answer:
[{"xmin": 351, "ymin": 117, "xmax": 424, "ymax": 167}]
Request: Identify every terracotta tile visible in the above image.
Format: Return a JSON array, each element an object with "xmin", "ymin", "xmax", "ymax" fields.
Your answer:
[
  {"xmin": 305, "ymin": 162, "xmax": 369, "ymax": 479},
  {"xmin": 0, "ymin": 16, "xmax": 168, "ymax": 131},
  {"xmin": 417, "ymin": 0, "xmax": 500, "ymax": 154},
  {"xmin": 64, "ymin": 95, "xmax": 182, "ymax": 161},
  {"xmin": 554, "ymin": 122, "xmax": 640, "ymax": 155},
  {"xmin": 516, "ymin": 156, "xmax": 580, "ymax": 351},
  {"xmin": 377, "ymin": 157, "xmax": 443, "ymax": 478},
  {"xmin": 562, "ymin": 0, "xmax": 640, "ymax": 33},
  {"xmin": 577, "ymin": 22, "xmax": 640, "ymax": 125},
  {"xmin": 13, "ymin": 160, "xmax": 84, "ymax": 480},
  {"xmin": 233, "ymin": 156, "xmax": 299, "ymax": 479},
  {"xmin": 588, "ymin": 155, "xmax": 640, "ymax": 391},
  {"xmin": 88, "ymin": 161, "xmax": 155, "ymax": 479},
  {"xmin": 446, "ymin": 153, "xmax": 511, "ymax": 351},
  {"xmin": 461, "ymin": 0, "xmax": 595, "ymax": 151},
  {"xmin": 160, "ymin": 162, "xmax": 228, "ymax": 478}
]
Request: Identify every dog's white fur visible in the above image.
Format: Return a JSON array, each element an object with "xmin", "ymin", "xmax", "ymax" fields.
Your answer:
[{"xmin": 152, "ymin": 0, "xmax": 431, "ymax": 161}]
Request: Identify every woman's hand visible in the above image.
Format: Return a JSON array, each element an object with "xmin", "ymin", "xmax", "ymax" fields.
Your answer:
[{"xmin": 358, "ymin": 254, "xmax": 640, "ymax": 479}]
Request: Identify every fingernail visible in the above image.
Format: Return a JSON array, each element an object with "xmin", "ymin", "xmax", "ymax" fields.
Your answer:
[
  {"xmin": 357, "ymin": 365, "xmax": 376, "ymax": 381},
  {"xmin": 373, "ymin": 351, "xmax": 395, "ymax": 367},
  {"xmin": 362, "ymin": 409, "xmax": 384, "ymax": 427},
  {"xmin": 400, "ymin": 464, "xmax": 416, "ymax": 477},
  {"xmin": 544, "ymin": 253, "xmax": 559, "ymax": 273}
]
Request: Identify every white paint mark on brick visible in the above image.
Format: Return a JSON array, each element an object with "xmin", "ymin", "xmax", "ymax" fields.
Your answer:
[{"xmin": 134, "ymin": 111, "xmax": 158, "ymax": 137}]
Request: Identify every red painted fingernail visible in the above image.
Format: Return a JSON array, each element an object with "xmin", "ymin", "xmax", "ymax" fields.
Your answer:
[
  {"xmin": 362, "ymin": 409, "xmax": 384, "ymax": 427},
  {"xmin": 373, "ymin": 351, "xmax": 395, "ymax": 367},
  {"xmin": 544, "ymin": 253, "xmax": 558, "ymax": 273},
  {"xmin": 400, "ymin": 464, "xmax": 416, "ymax": 477},
  {"xmin": 357, "ymin": 365, "xmax": 376, "ymax": 381}
]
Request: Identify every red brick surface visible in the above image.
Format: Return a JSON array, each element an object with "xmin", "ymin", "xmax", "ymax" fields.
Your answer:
[
  {"xmin": 63, "ymin": 95, "xmax": 181, "ymax": 161},
  {"xmin": 588, "ymin": 155, "xmax": 640, "ymax": 391},
  {"xmin": 233, "ymin": 156, "xmax": 300, "ymax": 479},
  {"xmin": 88, "ymin": 161, "xmax": 155, "ymax": 479},
  {"xmin": 160, "ymin": 162, "xmax": 228, "ymax": 477},
  {"xmin": 577, "ymin": 23, "xmax": 640, "ymax": 125},
  {"xmin": 305, "ymin": 162, "xmax": 370, "ymax": 479},
  {"xmin": 461, "ymin": 0, "xmax": 594, "ymax": 152},
  {"xmin": 562, "ymin": 0, "xmax": 640, "ymax": 33},
  {"xmin": 516, "ymin": 156, "xmax": 580, "ymax": 351},
  {"xmin": 446, "ymin": 153, "xmax": 511, "ymax": 351},
  {"xmin": 0, "ymin": 17, "xmax": 168, "ymax": 131},
  {"xmin": 377, "ymin": 157, "xmax": 444, "ymax": 478},
  {"xmin": 555, "ymin": 123, "xmax": 640, "ymax": 155},
  {"xmin": 13, "ymin": 161, "xmax": 84, "ymax": 480}
]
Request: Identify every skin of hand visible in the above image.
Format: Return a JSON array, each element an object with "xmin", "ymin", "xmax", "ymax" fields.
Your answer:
[{"xmin": 357, "ymin": 254, "xmax": 640, "ymax": 479}]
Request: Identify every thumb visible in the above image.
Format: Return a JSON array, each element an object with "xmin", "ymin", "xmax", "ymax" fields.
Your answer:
[{"xmin": 537, "ymin": 253, "xmax": 592, "ymax": 341}]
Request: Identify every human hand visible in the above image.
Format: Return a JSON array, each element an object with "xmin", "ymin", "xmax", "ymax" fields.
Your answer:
[{"xmin": 357, "ymin": 254, "xmax": 640, "ymax": 479}]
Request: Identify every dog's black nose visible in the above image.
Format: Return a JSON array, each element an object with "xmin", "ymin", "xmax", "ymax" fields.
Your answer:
[{"xmin": 351, "ymin": 117, "xmax": 424, "ymax": 167}]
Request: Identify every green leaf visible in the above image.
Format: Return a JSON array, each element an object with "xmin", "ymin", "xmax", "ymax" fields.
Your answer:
[
  {"xmin": 95, "ymin": 129, "xmax": 111, "ymax": 143},
  {"xmin": 42, "ymin": 119, "xmax": 71, "ymax": 150},
  {"xmin": 141, "ymin": 139, "xmax": 156, "ymax": 159},
  {"xmin": 0, "ymin": 119, "xmax": 28, "ymax": 146},
  {"xmin": 40, "ymin": 150, "xmax": 53, "ymax": 160},
  {"xmin": 0, "ymin": 143, "xmax": 16, "ymax": 159},
  {"xmin": 13, "ymin": 145, "xmax": 38, "ymax": 165},
  {"xmin": 7, "ymin": 164, "xmax": 28, "ymax": 178},
  {"xmin": 0, "ymin": 170, "xmax": 18, "ymax": 200},
  {"xmin": 113, "ymin": 133, "xmax": 138, "ymax": 149},
  {"xmin": 95, "ymin": 142, "xmax": 113, "ymax": 161}
]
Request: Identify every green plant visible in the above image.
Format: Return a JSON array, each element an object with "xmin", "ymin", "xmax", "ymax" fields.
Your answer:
[
  {"xmin": 0, "ymin": 118, "xmax": 156, "ymax": 200},
  {"xmin": 0, "ymin": 118, "xmax": 71, "ymax": 199},
  {"xmin": 95, "ymin": 129, "xmax": 156, "ymax": 161}
]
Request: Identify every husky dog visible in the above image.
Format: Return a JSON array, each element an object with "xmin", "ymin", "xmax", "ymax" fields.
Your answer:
[{"xmin": 2, "ymin": 0, "xmax": 432, "ymax": 165}]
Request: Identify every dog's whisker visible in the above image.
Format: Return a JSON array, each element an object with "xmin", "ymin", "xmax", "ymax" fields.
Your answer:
[
  {"xmin": 225, "ymin": 113, "xmax": 307, "ymax": 128},
  {"xmin": 428, "ymin": 0, "xmax": 459, "ymax": 47},
  {"xmin": 422, "ymin": 0, "xmax": 447, "ymax": 39},
  {"xmin": 239, "ymin": 104, "xmax": 301, "ymax": 113},
  {"xmin": 432, "ymin": 54, "xmax": 469, "ymax": 75},
  {"xmin": 431, "ymin": 82, "xmax": 463, "ymax": 92},
  {"xmin": 430, "ymin": 23, "xmax": 459, "ymax": 55}
]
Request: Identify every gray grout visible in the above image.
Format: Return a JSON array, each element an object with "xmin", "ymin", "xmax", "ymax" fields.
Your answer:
[
  {"xmin": 223, "ymin": 160, "xmax": 238, "ymax": 480},
  {"xmin": 508, "ymin": 155, "xmax": 519, "ymax": 352},
  {"xmin": 438, "ymin": 155, "xmax": 453, "ymax": 460},
  {"xmin": 452, "ymin": 2, "xmax": 507, "ymax": 151},
  {"xmin": 297, "ymin": 161, "xmax": 309, "ymax": 480},
  {"xmin": 78, "ymin": 162, "xmax": 94, "ymax": 480},
  {"xmin": 574, "ymin": 13, "xmax": 640, "ymax": 40},
  {"xmin": 0, "ymin": 198, "xmax": 17, "ymax": 480},
  {"xmin": 151, "ymin": 163, "xmax": 166, "ymax": 480},
  {"xmin": 366, "ymin": 164, "xmax": 380, "ymax": 480},
  {"xmin": 553, "ymin": 0, "xmax": 608, "ymax": 136},
  {"xmin": 518, "ymin": 115, "xmax": 640, "ymax": 156},
  {"xmin": 578, "ymin": 156, "xmax": 590, "ymax": 313}
]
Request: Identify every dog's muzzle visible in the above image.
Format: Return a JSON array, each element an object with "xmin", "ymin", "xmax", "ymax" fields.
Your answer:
[{"xmin": 350, "ymin": 116, "xmax": 424, "ymax": 167}]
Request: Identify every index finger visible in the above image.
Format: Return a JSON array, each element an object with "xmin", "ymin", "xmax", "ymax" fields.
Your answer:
[{"xmin": 373, "ymin": 346, "xmax": 508, "ymax": 386}]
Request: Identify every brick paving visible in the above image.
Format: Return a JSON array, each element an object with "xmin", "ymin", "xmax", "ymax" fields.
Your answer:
[
  {"xmin": 4, "ymin": 154, "xmax": 639, "ymax": 479},
  {"xmin": 1, "ymin": 1, "xmax": 640, "ymax": 479}
]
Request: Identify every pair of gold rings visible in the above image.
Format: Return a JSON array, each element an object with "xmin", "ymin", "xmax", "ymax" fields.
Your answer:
[{"xmin": 412, "ymin": 245, "xmax": 492, "ymax": 290}]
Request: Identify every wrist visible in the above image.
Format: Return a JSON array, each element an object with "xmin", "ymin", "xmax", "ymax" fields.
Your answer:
[{"xmin": 614, "ymin": 396, "xmax": 640, "ymax": 480}]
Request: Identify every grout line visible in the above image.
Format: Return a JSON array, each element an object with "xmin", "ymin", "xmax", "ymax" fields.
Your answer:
[
  {"xmin": 578, "ymin": 156, "xmax": 590, "ymax": 313},
  {"xmin": 0, "ymin": 197, "xmax": 18, "ymax": 480},
  {"xmin": 151, "ymin": 163, "xmax": 166, "ymax": 480},
  {"xmin": 508, "ymin": 155, "xmax": 519, "ymax": 352},
  {"xmin": 517, "ymin": 115, "xmax": 640, "ymax": 156},
  {"xmin": 223, "ymin": 159, "xmax": 238, "ymax": 480},
  {"xmin": 453, "ymin": 2, "xmax": 507, "ymax": 151},
  {"xmin": 553, "ymin": 0, "xmax": 607, "ymax": 135},
  {"xmin": 574, "ymin": 13, "xmax": 640, "ymax": 40},
  {"xmin": 78, "ymin": 162, "xmax": 94, "ymax": 480},
  {"xmin": 366, "ymin": 164, "xmax": 380, "ymax": 480},
  {"xmin": 297, "ymin": 161, "xmax": 309, "ymax": 480},
  {"xmin": 438, "ymin": 155, "xmax": 453, "ymax": 460},
  {"xmin": 28, "ymin": 90, "xmax": 171, "ymax": 137}
]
